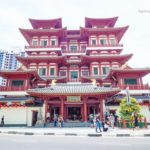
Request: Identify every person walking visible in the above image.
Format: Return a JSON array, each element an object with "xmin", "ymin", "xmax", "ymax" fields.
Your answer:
[
  {"xmin": 53, "ymin": 114, "xmax": 58, "ymax": 127},
  {"xmin": 109, "ymin": 114, "xmax": 115, "ymax": 129},
  {"xmin": 89, "ymin": 114, "xmax": 94, "ymax": 127},
  {"xmin": 95, "ymin": 118, "xmax": 102, "ymax": 132},
  {"xmin": 1, "ymin": 116, "xmax": 4, "ymax": 127},
  {"xmin": 134, "ymin": 113, "xmax": 139, "ymax": 129}
]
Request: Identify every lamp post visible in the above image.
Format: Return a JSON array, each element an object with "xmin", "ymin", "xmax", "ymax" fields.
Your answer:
[{"xmin": 126, "ymin": 86, "xmax": 130, "ymax": 105}]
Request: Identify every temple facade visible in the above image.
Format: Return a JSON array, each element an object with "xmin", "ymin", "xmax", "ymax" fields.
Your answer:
[{"xmin": 0, "ymin": 17, "xmax": 150, "ymax": 126}]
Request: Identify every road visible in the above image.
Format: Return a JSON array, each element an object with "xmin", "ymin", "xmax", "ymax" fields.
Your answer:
[{"xmin": 0, "ymin": 134, "xmax": 150, "ymax": 150}]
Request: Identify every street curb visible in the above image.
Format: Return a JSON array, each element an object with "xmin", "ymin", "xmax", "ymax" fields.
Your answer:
[
  {"xmin": 24, "ymin": 132, "xmax": 34, "ymax": 135},
  {"xmin": 144, "ymin": 134, "xmax": 150, "ymax": 137},
  {"xmin": 0, "ymin": 131, "xmax": 150, "ymax": 137},
  {"xmin": 116, "ymin": 134, "xmax": 130, "ymax": 137},
  {"xmin": 88, "ymin": 134, "xmax": 102, "ymax": 137},
  {"xmin": 65, "ymin": 133, "xmax": 77, "ymax": 136},
  {"xmin": 44, "ymin": 133, "xmax": 55, "ymax": 135}
]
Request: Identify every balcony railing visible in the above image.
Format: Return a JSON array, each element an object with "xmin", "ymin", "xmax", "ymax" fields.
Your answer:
[
  {"xmin": 0, "ymin": 86, "xmax": 27, "ymax": 91},
  {"xmin": 68, "ymin": 79, "xmax": 80, "ymax": 82},
  {"xmin": 62, "ymin": 50, "xmax": 86, "ymax": 53},
  {"xmin": 25, "ymin": 45, "xmax": 61, "ymax": 49},
  {"xmin": 118, "ymin": 84, "xmax": 150, "ymax": 90},
  {"xmin": 87, "ymin": 44, "xmax": 123, "ymax": 47}
]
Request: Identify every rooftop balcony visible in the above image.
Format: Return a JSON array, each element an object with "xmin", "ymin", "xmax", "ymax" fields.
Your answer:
[{"xmin": 118, "ymin": 84, "xmax": 150, "ymax": 90}]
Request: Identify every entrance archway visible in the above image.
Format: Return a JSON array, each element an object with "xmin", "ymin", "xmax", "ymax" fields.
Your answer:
[{"xmin": 67, "ymin": 107, "xmax": 82, "ymax": 121}]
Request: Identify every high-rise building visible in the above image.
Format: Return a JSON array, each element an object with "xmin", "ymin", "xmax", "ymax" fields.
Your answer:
[
  {"xmin": 0, "ymin": 50, "xmax": 25, "ymax": 86},
  {"xmin": 0, "ymin": 17, "xmax": 150, "ymax": 127}
]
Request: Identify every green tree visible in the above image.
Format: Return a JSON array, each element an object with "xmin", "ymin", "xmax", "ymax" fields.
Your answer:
[{"xmin": 119, "ymin": 97, "xmax": 141, "ymax": 120}]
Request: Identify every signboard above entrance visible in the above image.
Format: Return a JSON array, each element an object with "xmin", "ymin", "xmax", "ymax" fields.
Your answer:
[{"xmin": 67, "ymin": 96, "xmax": 81, "ymax": 102}]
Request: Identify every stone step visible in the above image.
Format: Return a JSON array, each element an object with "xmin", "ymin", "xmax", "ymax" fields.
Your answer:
[{"xmin": 46, "ymin": 122, "xmax": 91, "ymax": 128}]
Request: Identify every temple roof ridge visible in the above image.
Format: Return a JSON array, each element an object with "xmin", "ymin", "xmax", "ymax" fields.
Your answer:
[
  {"xmin": 85, "ymin": 16, "xmax": 118, "ymax": 28},
  {"xmin": 29, "ymin": 18, "xmax": 62, "ymax": 29}
]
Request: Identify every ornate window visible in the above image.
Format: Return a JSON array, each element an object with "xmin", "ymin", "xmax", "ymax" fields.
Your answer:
[
  {"xmin": 102, "ymin": 67, "xmax": 109, "ymax": 75},
  {"xmin": 71, "ymin": 71, "xmax": 78, "ymax": 79},
  {"xmin": 39, "ymin": 68, "xmax": 46, "ymax": 76},
  {"xmin": 11, "ymin": 80, "xmax": 24, "ymax": 86},
  {"xmin": 50, "ymin": 68, "xmax": 55, "ymax": 76},
  {"xmin": 70, "ymin": 46, "xmax": 77, "ymax": 52},
  {"xmin": 93, "ymin": 67, "xmax": 98, "ymax": 75},
  {"xmin": 124, "ymin": 78, "xmax": 137, "ymax": 85},
  {"xmin": 41, "ymin": 40, "xmax": 47, "ymax": 47}
]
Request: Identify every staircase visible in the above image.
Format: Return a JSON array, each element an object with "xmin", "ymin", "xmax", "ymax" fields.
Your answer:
[{"xmin": 46, "ymin": 121, "xmax": 91, "ymax": 128}]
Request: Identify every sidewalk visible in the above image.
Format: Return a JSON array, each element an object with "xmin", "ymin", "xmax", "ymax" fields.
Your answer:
[{"xmin": 0, "ymin": 127, "xmax": 150, "ymax": 137}]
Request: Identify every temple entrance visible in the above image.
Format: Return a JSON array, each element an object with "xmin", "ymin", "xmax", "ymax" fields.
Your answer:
[
  {"xmin": 50, "ymin": 107, "xmax": 60, "ymax": 121},
  {"xmin": 67, "ymin": 107, "xmax": 82, "ymax": 121}
]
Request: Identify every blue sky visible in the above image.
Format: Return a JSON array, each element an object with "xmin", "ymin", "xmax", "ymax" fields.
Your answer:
[{"xmin": 0, "ymin": 0, "xmax": 150, "ymax": 83}]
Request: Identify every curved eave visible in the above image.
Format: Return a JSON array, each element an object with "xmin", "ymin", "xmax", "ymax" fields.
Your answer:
[
  {"xmin": 80, "ymin": 26, "xmax": 129, "ymax": 42},
  {"xmin": 106, "ymin": 68, "xmax": 150, "ymax": 80},
  {"xmin": 81, "ymin": 54, "xmax": 133, "ymax": 64},
  {"xmin": 19, "ymin": 28, "xmax": 66, "ymax": 44},
  {"xmin": 0, "ymin": 70, "xmax": 37, "ymax": 79},
  {"xmin": 16, "ymin": 56, "xmax": 66, "ymax": 65},
  {"xmin": 29, "ymin": 18, "xmax": 62, "ymax": 29},
  {"xmin": 112, "ymin": 68, "xmax": 150, "ymax": 77},
  {"xmin": 85, "ymin": 16, "xmax": 118, "ymax": 27},
  {"xmin": 27, "ymin": 89, "xmax": 120, "ymax": 97}
]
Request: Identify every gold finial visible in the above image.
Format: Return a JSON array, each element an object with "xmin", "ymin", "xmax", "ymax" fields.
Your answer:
[
  {"xmin": 51, "ymin": 79, "xmax": 57, "ymax": 86},
  {"xmin": 91, "ymin": 79, "xmax": 96, "ymax": 86}
]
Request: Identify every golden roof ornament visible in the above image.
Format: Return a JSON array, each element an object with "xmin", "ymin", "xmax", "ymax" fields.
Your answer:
[
  {"xmin": 51, "ymin": 79, "xmax": 57, "ymax": 86},
  {"xmin": 91, "ymin": 79, "xmax": 97, "ymax": 86}
]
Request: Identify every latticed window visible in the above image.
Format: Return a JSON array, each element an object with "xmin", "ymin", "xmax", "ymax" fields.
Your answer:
[
  {"xmin": 82, "ymin": 71, "xmax": 89, "ymax": 76},
  {"xmin": 11, "ymin": 80, "xmax": 24, "ymax": 86},
  {"xmin": 41, "ymin": 40, "xmax": 47, "ymax": 47},
  {"xmin": 91, "ymin": 39, "xmax": 96, "ymax": 45},
  {"xmin": 71, "ymin": 71, "xmax": 78, "ymax": 79},
  {"xmin": 51, "ymin": 40, "xmax": 56, "ymax": 46},
  {"xmin": 39, "ymin": 68, "xmax": 46, "ymax": 76},
  {"xmin": 59, "ymin": 71, "xmax": 66, "ymax": 76},
  {"xmin": 93, "ymin": 67, "xmax": 98, "ymax": 75},
  {"xmin": 32, "ymin": 40, "xmax": 38, "ymax": 46},
  {"xmin": 100, "ymin": 39, "xmax": 107, "ymax": 45},
  {"xmin": 124, "ymin": 79, "xmax": 137, "ymax": 85},
  {"xmin": 50, "ymin": 68, "xmax": 55, "ymax": 76},
  {"xmin": 70, "ymin": 46, "xmax": 77, "ymax": 52},
  {"xmin": 109, "ymin": 39, "xmax": 116, "ymax": 45},
  {"xmin": 102, "ymin": 67, "xmax": 109, "ymax": 75}
]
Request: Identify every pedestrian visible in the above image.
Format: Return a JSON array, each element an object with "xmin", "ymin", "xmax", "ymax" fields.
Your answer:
[
  {"xmin": 1, "ymin": 115, "xmax": 4, "ymax": 127},
  {"xmin": 95, "ymin": 118, "xmax": 102, "ymax": 132},
  {"xmin": 103, "ymin": 121, "xmax": 109, "ymax": 132},
  {"xmin": 53, "ymin": 114, "xmax": 58, "ymax": 127},
  {"xmin": 58, "ymin": 115, "xmax": 63, "ymax": 127},
  {"xmin": 134, "ymin": 113, "xmax": 139, "ymax": 129},
  {"xmin": 60, "ymin": 115, "xmax": 64, "ymax": 127},
  {"xmin": 89, "ymin": 114, "xmax": 94, "ymax": 127},
  {"xmin": 114, "ymin": 113, "xmax": 118, "ymax": 127},
  {"xmin": 109, "ymin": 114, "xmax": 115, "ymax": 129}
]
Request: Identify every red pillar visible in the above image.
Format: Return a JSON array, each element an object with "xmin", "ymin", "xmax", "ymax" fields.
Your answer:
[
  {"xmin": 100, "ymin": 99, "xmax": 104, "ymax": 121},
  {"xmin": 83, "ymin": 97, "xmax": 87, "ymax": 122},
  {"xmin": 60, "ymin": 97, "xmax": 64, "ymax": 117},
  {"xmin": 44, "ymin": 99, "xmax": 48, "ymax": 123}
]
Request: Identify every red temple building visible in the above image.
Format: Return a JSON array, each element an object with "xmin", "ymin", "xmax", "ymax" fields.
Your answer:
[{"xmin": 0, "ymin": 17, "xmax": 150, "ymax": 127}]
